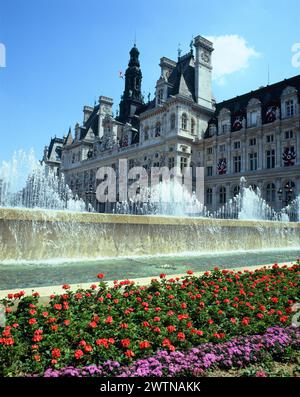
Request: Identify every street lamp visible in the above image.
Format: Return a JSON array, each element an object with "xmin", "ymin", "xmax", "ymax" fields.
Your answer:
[{"xmin": 277, "ymin": 182, "xmax": 294, "ymax": 206}]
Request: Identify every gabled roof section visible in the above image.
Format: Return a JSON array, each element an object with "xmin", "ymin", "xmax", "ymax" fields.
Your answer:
[
  {"xmin": 167, "ymin": 52, "xmax": 196, "ymax": 101},
  {"xmin": 80, "ymin": 104, "xmax": 100, "ymax": 139}
]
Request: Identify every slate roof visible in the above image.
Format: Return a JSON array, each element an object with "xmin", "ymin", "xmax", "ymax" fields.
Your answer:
[
  {"xmin": 167, "ymin": 52, "xmax": 196, "ymax": 101},
  {"xmin": 80, "ymin": 104, "xmax": 100, "ymax": 139},
  {"xmin": 204, "ymin": 74, "xmax": 300, "ymax": 137},
  {"xmin": 215, "ymin": 74, "xmax": 300, "ymax": 117},
  {"xmin": 47, "ymin": 137, "xmax": 64, "ymax": 160}
]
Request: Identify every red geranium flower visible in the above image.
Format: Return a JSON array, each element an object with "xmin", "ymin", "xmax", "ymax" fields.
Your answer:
[
  {"xmin": 74, "ymin": 349, "xmax": 84, "ymax": 359},
  {"xmin": 97, "ymin": 273, "xmax": 104, "ymax": 279},
  {"xmin": 51, "ymin": 348, "xmax": 61, "ymax": 358},
  {"xmin": 139, "ymin": 340, "xmax": 151, "ymax": 349}
]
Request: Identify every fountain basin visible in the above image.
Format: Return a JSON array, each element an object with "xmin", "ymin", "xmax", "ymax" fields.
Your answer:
[{"xmin": 0, "ymin": 207, "xmax": 300, "ymax": 261}]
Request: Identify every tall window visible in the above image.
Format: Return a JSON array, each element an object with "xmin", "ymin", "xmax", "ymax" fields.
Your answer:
[
  {"xmin": 266, "ymin": 183, "xmax": 276, "ymax": 202},
  {"xmin": 168, "ymin": 157, "xmax": 175, "ymax": 169},
  {"xmin": 207, "ymin": 147, "xmax": 213, "ymax": 155},
  {"xmin": 180, "ymin": 156, "xmax": 188, "ymax": 170},
  {"xmin": 206, "ymin": 188, "xmax": 213, "ymax": 205},
  {"xmin": 266, "ymin": 134, "xmax": 274, "ymax": 142},
  {"xmin": 285, "ymin": 130, "xmax": 293, "ymax": 139},
  {"xmin": 170, "ymin": 114, "xmax": 175, "ymax": 130},
  {"xmin": 191, "ymin": 118, "xmax": 196, "ymax": 135},
  {"xmin": 249, "ymin": 152, "xmax": 258, "ymax": 171},
  {"xmin": 249, "ymin": 111, "xmax": 257, "ymax": 126},
  {"xmin": 206, "ymin": 166, "xmax": 213, "ymax": 176},
  {"xmin": 181, "ymin": 113, "xmax": 188, "ymax": 130},
  {"xmin": 285, "ymin": 100, "xmax": 294, "ymax": 117},
  {"xmin": 221, "ymin": 121, "xmax": 228, "ymax": 134},
  {"xmin": 157, "ymin": 89, "xmax": 163, "ymax": 105},
  {"xmin": 266, "ymin": 149, "xmax": 275, "ymax": 169},
  {"xmin": 144, "ymin": 127, "xmax": 149, "ymax": 141},
  {"xmin": 155, "ymin": 122, "xmax": 161, "ymax": 137},
  {"xmin": 249, "ymin": 138, "xmax": 257, "ymax": 146},
  {"xmin": 219, "ymin": 186, "xmax": 226, "ymax": 204},
  {"xmin": 233, "ymin": 156, "xmax": 241, "ymax": 173},
  {"xmin": 234, "ymin": 141, "xmax": 241, "ymax": 149}
]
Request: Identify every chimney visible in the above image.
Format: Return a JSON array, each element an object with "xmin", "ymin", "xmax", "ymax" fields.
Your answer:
[
  {"xmin": 83, "ymin": 106, "xmax": 94, "ymax": 123},
  {"xmin": 194, "ymin": 35, "xmax": 214, "ymax": 109}
]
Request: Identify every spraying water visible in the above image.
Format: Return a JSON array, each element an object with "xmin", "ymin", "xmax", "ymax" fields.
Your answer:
[{"xmin": 0, "ymin": 150, "xmax": 86, "ymax": 211}]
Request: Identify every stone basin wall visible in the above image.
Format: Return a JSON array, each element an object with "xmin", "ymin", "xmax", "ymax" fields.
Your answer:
[{"xmin": 0, "ymin": 208, "xmax": 299, "ymax": 261}]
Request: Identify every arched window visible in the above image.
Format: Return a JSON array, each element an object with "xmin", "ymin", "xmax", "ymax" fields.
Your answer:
[
  {"xmin": 170, "ymin": 114, "xmax": 176, "ymax": 130},
  {"xmin": 233, "ymin": 185, "xmax": 240, "ymax": 197},
  {"xmin": 266, "ymin": 183, "xmax": 276, "ymax": 202},
  {"xmin": 155, "ymin": 122, "xmax": 161, "ymax": 137},
  {"xmin": 191, "ymin": 118, "xmax": 195, "ymax": 135},
  {"xmin": 181, "ymin": 113, "xmax": 188, "ymax": 130},
  {"xmin": 219, "ymin": 186, "xmax": 226, "ymax": 204},
  {"xmin": 144, "ymin": 127, "xmax": 149, "ymax": 141},
  {"xmin": 206, "ymin": 188, "xmax": 213, "ymax": 205}
]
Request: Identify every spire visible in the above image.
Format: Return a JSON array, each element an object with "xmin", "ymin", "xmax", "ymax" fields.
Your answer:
[{"xmin": 118, "ymin": 44, "xmax": 143, "ymax": 123}]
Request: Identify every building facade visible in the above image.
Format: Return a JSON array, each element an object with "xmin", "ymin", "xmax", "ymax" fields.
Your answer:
[{"xmin": 44, "ymin": 35, "xmax": 300, "ymax": 212}]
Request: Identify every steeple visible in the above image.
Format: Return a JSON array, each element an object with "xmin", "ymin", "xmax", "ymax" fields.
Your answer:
[{"xmin": 118, "ymin": 44, "xmax": 143, "ymax": 123}]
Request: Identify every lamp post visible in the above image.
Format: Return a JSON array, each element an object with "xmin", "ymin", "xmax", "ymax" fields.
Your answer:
[{"xmin": 277, "ymin": 182, "xmax": 294, "ymax": 206}]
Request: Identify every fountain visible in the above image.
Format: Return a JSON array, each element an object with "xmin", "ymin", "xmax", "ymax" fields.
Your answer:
[
  {"xmin": 0, "ymin": 150, "xmax": 86, "ymax": 211},
  {"xmin": 0, "ymin": 150, "xmax": 300, "ymax": 262}
]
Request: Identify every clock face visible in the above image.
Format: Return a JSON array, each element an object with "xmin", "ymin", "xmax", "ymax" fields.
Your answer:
[{"xmin": 201, "ymin": 51, "xmax": 210, "ymax": 63}]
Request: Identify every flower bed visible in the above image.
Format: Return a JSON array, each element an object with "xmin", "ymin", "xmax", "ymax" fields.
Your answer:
[
  {"xmin": 44, "ymin": 326, "xmax": 300, "ymax": 377},
  {"xmin": 0, "ymin": 262, "xmax": 299, "ymax": 376}
]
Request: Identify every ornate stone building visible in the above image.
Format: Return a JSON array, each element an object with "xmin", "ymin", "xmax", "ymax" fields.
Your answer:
[{"xmin": 44, "ymin": 35, "xmax": 300, "ymax": 212}]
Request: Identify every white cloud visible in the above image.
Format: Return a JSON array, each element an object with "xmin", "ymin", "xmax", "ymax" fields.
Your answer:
[{"xmin": 206, "ymin": 35, "xmax": 260, "ymax": 84}]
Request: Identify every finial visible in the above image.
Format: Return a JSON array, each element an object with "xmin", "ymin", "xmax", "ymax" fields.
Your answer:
[
  {"xmin": 134, "ymin": 31, "xmax": 136, "ymax": 47},
  {"xmin": 147, "ymin": 92, "xmax": 151, "ymax": 102},
  {"xmin": 190, "ymin": 37, "xmax": 194, "ymax": 54},
  {"xmin": 177, "ymin": 43, "xmax": 182, "ymax": 58}
]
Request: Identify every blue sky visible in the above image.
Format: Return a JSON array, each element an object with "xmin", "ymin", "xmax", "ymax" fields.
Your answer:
[{"xmin": 0, "ymin": 0, "xmax": 300, "ymax": 161}]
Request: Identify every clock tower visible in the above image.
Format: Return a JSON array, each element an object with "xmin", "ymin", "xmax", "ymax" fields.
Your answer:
[
  {"xmin": 118, "ymin": 44, "xmax": 144, "ymax": 124},
  {"xmin": 194, "ymin": 35, "xmax": 214, "ymax": 110}
]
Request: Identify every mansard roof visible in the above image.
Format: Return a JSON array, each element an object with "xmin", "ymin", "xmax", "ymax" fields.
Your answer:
[
  {"xmin": 79, "ymin": 104, "xmax": 99, "ymax": 140},
  {"xmin": 215, "ymin": 74, "xmax": 300, "ymax": 116},
  {"xmin": 47, "ymin": 137, "xmax": 64, "ymax": 159},
  {"xmin": 167, "ymin": 52, "xmax": 196, "ymax": 101}
]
